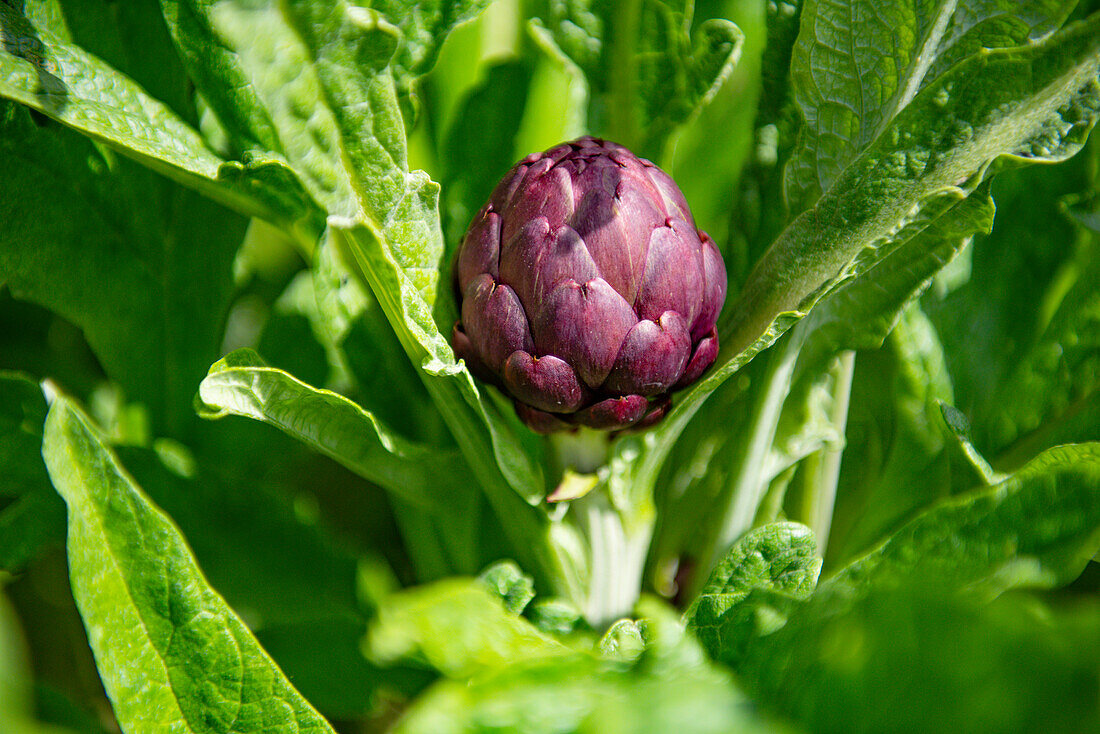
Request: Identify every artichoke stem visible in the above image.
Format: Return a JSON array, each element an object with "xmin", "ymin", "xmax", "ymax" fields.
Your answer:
[
  {"xmin": 549, "ymin": 427, "xmax": 611, "ymax": 475},
  {"xmin": 573, "ymin": 490, "xmax": 651, "ymax": 628}
]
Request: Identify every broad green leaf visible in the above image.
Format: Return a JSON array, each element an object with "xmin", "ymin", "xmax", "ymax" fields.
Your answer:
[
  {"xmin": 830, "ymin": 442, "xmax": 1100, "ymax": 597},
  {"xmin": 158, "ymin": 0, "xmax": 285, "ymax": 153},
  {"xmin": 366, "ymin": 579, "xmax": 568, "ymax": 678},
  {"xmin": 392, "ymin": 598, "xmax": 773, "ymax": 734},
  {"xmin": 0, "ymin": 102, "xmax": 246, "ymax": 437},
  {"xmin": 197, "ymin": 348, "xmax": 467, "ymax": 510},
  {"xmin": 786, "ymin": 0, "xmax": 1076, "ymax": 210},
  {"xmin": 0, "ymin": 3, "xmax": 321, "ymax": 235},
  {"xmin": 925, "ymin": 144, "xmax": 1100, "ymax": 463},
  {"xmin": 158, "ymin": 0, "xmax": 356, "ymax": 226},
  {"xmin": 684, "ymin": 522, "xmax": 821, "ymax": 666},
  {"xmin": 794, "ymin": 186, "xmax": 995, "ymax": 373},
  {"xmin": 739, "ymin": 586, "xmax": 1100, "ymax": 734},
  {"xmin": 42, "ymin": 392, "xmax": 336, "ymax": 733},
  {"xmin": 826, "ymin": 304, "xmax": 955, "ymax": 566},
  {"xmin": 729, "ymin": 16, "xmax": 1100, "ymax": 358},
  {"xmin": 280, "ymin": 0, "xmax": 445, "ymax": 304},
  {"xmin": 530, "ymin": 0, "xmax": 743, "ymax": 157}
]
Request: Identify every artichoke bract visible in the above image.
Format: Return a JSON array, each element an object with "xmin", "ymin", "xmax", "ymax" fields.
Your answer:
[{"xmin": 452, "ymin": 136, "xmax": 727, "ymax": 433}]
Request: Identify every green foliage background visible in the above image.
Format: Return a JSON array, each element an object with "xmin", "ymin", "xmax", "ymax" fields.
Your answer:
[{"xmin": 1, "ymin": 0, "xmax": 1099, "ymax": 732}]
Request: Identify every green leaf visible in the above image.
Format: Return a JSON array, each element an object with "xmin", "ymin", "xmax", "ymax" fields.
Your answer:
[
  {"xmin": 280, "ymin": 0, "xmax": 445, "ymax": 304},
  {"xmin": 392, "ymin": 598, "xmax": 773, "ymax": 734},
  {"xmin": 830, "ymin": 442, "xmax": 1100, "ymax": 597},
  {"xmin": 739, "ymin": 586, "xmax": 1100, "ymax": 734},
  {"xmin": 794, "ymin": 186, "xmax": 996, "ymax": 373},
  {"xmin": 785, "ymin": 0, "xmax": 1076, "ymax": 210},
  {"xmin": 0, "ymin": 3, "xmax": 320, "ymax": 234},
  {"xmin": 825, "ymin": 305, "xmax": 955, "ymax": 565},
  {"xmin": 0, "ymin": 102, "xmax": 246, "ymax": 437},
  {"xmin": 478, "ymin": 560, "xmax": 537, "ymax": 615},
  {"xmin": 197, "ymin": 348, "xmax": 467, "ymax": 510},
  {"xmin": 684, "ymin": 522, "xmax": 821, "ymax": 666},
  {"xmin": 42, "ymin": 391, "xmax": 336, "ymax": 733},
  {"xmin": 730, "ymin": 15, "xmax": 1100, "ymax": 358},
  {"xmin": 372, "ymin": 0, "xmax": 494, "ymax": 120},
  {"xmin": 157, "ymin": 0, "xmax": 355, "ymax": 225},
  {"xmin": 366, "ymin": 578, "xmax": 568, "ymax": 678}
]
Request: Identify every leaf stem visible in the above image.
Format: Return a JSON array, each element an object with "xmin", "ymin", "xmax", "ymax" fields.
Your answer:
[
  {"xmin": 695, "ymin": 327, "xmax": 807, "ymax": 591},
  {"xmin": 799, "ymin": 349, "xmax": 855, "ymax": 554}
]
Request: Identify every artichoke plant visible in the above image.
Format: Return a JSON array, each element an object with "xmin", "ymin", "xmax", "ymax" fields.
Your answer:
[{"xmin": 452, "ymin": 136, "xmax": 727, "ymax": 433}]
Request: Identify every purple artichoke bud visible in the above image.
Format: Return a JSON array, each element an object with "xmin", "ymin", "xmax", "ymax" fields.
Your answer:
[{"xmin": 452, "ymin": 136, "xmax": 727, "ymax": 433}]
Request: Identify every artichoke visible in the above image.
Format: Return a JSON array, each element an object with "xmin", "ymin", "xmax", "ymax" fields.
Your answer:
[{"xmin": 452, "ymin": 136, "xmax": 727, "ymax": 433}]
